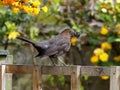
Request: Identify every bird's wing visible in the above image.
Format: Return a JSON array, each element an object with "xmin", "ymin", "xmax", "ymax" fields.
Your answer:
[{"xmin": 45, "ymin": 38, "xmax": 70, "ymax": 57}]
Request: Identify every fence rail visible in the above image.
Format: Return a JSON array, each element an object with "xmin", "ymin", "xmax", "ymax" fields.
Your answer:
[{"xmin": 0, "ymin": 65, "xmax": 120, "ymax": 90}]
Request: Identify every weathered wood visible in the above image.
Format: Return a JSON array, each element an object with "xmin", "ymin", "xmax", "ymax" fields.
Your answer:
[
  {"xmin": 41, "ymin": 66, "xmax": 72, "ymax": 75},
  {"xmin": 0, "ymin": 66, "xmax": 1, "ymax": 90},
  {"xmin": 0, "ymin": 50, "xmax": 9, "ymax": 56},
  {"xmin": 71, "ymin": 66, "xmax": 81, "ymax": 90},
  {"xmin": 33, "ymin": 66, "xmax": 42, "ymax": 90},
  {"xmin": 5, "ymin": 65, "xmax": 111, "ymax": 76},
  {"xmin": 0, "ymin": 51, "xmax": 13, "ymax": 90},
  {"xmin": 1, "ymin": 65, "xmax": 6, "ymax": 90},
  {"xmin": 5, "ymin": 55, "xmax": 13, "ymax": 90},
  {"xmin": 0, "ymin": 65, "xmax": 119, "ymax": 90},
  {"xmin": 81, "ymin": 66, "xmax": 110, "ymax": 76},
  {"xmin": 110, "ymin": 66, "xmax": 120, "ymax": 90},
  {"xmin": 5, "ymin": 65, "xmax": 33, "ymax": 74}
]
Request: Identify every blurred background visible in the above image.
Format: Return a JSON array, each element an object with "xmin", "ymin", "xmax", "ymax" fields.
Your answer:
[{"xmin": 1, "ymin": 0, "xmax": 120, "ymax": 90}]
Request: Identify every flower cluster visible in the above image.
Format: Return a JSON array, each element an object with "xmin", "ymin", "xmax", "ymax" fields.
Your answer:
[
  {"xmin": 4, "ymin": 21, "xmax": 20, "ymax": 40},
  {"xmin": 90, "ymin": 22, "xmax": 120, "ymax": 66},
  {"xmin": 0, "ymin": 0, "xmax": 48, "ymax": 15},
  {"xmin": 90, "ymin": 42, "xmax": 112, "ymax": 65}
]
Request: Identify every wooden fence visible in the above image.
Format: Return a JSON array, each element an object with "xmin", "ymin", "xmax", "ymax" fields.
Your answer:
[
  {"xmin": 0, "ymin": 65, "xmax": 120, "ymax": 90},
  {"xmin": 0, "ymin": 50, "xmax": 120, "ymax": 90}
]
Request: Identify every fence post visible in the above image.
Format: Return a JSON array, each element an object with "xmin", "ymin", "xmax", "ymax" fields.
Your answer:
[
  {"xmin": 33, "ymin": 66, "xmax": 42, "ymax": 90},
  {"xmin": 0, "ymin": 50, "xmax": 13, "ymax": 90},
  {"xmin": 71, "ymin": 66, "xmax": 81, "ymax": 90},
  {"xmin": 110, "ymin": 66, "xmax": 120, "ymax": 90},
  {"xmin": 1, "ymin": 65, "xmax": 6, "ymax": 90}
]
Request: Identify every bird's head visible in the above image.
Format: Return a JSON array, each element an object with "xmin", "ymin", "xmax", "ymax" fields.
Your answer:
[{"xmin": 61, "ymin": 29, "xmax": 80, "ymax": 39}]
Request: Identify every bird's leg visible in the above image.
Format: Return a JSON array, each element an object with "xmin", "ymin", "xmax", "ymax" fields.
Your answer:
[
  {"xmin": 57, "ymin": 57, "xmax": 66, "ymax": 66},
  {"xmin": 50, "ymin": 57, "xmax": 56, "ymax": 66}
]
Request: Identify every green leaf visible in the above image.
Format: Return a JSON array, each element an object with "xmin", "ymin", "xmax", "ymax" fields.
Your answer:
[
  {"xmin": 115, "ymin": 38, "xmax": 120, "ymax": 42},
  {"xmin": 83, "ymin": 75, "xmax": 89, "ymax": 81},
  {"xmin": 107, "ymin": 36, "xmax": 116, "ymax": 43}
]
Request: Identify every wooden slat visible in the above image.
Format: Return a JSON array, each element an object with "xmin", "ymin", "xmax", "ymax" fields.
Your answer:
[
  {"xmin": 5, "ymin": 65, "xmax": 33, "ymax": 74},
  {"xmin": 71, "ymin": 66, "xmax": 81, "ymax": 90},
  {"xmin": 4, "ymin": 65, "xmax": 111, "ymax": 76},
  {"xmin": 110, "ymin": 66, "xmax": 120, "ymax": 90},
  {"xmin": 81, "ymin": 66, "xmax": 110, "ymax": 76},
  {"xmin": 0, "ymin": 50, "xmax": 9, "ymax": 56},
  {"xmin": 0, "ymin": 66, "xmax": 1, "ymax": 90},
  {"xmin": 41, "ymin": 66, "xmax": 72, "ymax": 75},
  {"xmin": 1, "ymin": 65, "xmax": 6, "ymax": 90},
  {"xmin": 33, "ymin": 66, "xmax": 42, "ymax": 90}
]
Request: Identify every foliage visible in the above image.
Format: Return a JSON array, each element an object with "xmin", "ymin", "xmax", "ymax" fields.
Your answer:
[{"xmin": 89, "ymin": 1, "xmax": 120, "ymax": 68}]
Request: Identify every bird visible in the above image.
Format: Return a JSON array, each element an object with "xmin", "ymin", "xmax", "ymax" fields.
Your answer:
[{"xmin": 17, "ymin": 28, "xmax": 80, "ymax": 65}]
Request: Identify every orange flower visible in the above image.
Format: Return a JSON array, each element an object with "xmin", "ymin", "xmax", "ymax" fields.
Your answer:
[
  {"xmin": 23, "ymin": 0, "xmax": 28, "ymax": 3},
  {"xmin": 8, "ymin": 0, "xmax": 15, "ymax": 5}
]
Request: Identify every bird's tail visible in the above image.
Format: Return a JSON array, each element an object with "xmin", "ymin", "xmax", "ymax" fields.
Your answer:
[{"xmin": 17, "ymin": 36, "xmax": 35, "ymax": 45}]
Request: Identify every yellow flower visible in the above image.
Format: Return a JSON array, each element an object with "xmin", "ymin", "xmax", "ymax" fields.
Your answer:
[
  {"xmin": 117, "ymin": 31, "xmax": 120, "ymax": 35},
  {"xmin": 101, "ymin": 42, "xmax": 112, "ymax": 51},
  {"xmin": 71, "ymin": 37, "xmax": 77, "ymax": 46},
  {"xmin": 100, "ymin": 27, "xmax": 108, "ymax": 35},
  {"xmin": 90, "ymin": 55, "xmax": 99, "ymax": 64},
  {"xmin": 101, "ymin": 76, "xmax": 109, "ymax": 80},
  {"xmin": 12, "ymin": 1, "xmax": 19, "ymax": 6},
  {"xmin": 99, "ymin": 52, "xmax": 109, "ymax": 62},
  {"xmin": 32, "ymin": 1, "xmax": 41, "ymax": 7},
  {"xmin": 116, "ymin": 24, "xmax": 120, "ymax": 29},
  {"xmin": 12, "ymin": 7, "xmax": 19, "ymax": 13},
  {"xmin": 8, "ymin": 31, "xmax": 20, "ymax": 40},
  {"xmin": 32, "ymin": 8, "xmax": 40, "ymax": 15},
  {"xmin": 94, "ymin": 48, "xmax": 104, "ymax": 56},
  {"xmin": 22, "ymin": 6, "xmax": 30, "ymax": 13},
  {"xmin": 113, "ymin": 56, "xmax": 120, "ymax": 62},
  {"xmin": 41, "ymin": 6, "xmax": 48, "ymax": 12}
]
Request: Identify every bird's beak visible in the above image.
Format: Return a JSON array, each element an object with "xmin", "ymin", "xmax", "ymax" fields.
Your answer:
[{"xmin": 74, "ymin": 32, "xmax": 80, "ymax": 38}]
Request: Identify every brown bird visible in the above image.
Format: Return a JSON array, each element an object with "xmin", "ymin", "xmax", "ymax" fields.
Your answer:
[{"xmin": 17, "ymin": 29, "xmax": 80, "ymax": 65}]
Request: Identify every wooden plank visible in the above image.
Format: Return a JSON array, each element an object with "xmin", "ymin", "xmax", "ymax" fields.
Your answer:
[
  {"xmin": 5, "ymin": 55, "xmax": 13, "ymax": 90},
  {"xmin": 0, "ymin": 50, "xmax": 9, "ymax": 56},
  {"xmin": 4, "ymin": 65, "xmax": 111, "ymax": 76},
  {"xmin": 1, "ymin": 65, "xmax": 6, "ymax": 90},
  {"xmin": 81, "ymin": 66, "xmax": 110, "ymax": 76},
  {"xmin": 0, "ymin": 66, "xmax": 1, "ymax": 90},
  {"xmin": 41, "ymin": 66, "xmax": 72, "ymax": 75},
  {"xmin": 5, "ymin": 65, "xmax": 33, "ymax": 74},
  {"xmin": 71, "ymin": 66, "xmax": 81, "ymax": 90},
  {"xmin": 110, "ymin": 66, "xmax": 120, "ymax": 90},
  {"xmin": 33, "ymin": 66, "xmax": 42, "ymax": 90}
]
